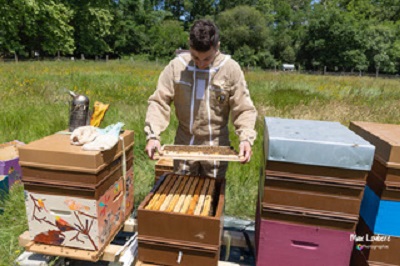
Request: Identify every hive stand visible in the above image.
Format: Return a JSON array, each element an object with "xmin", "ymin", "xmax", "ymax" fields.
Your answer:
[{"xmin": 18, "ymin": 217, "xmax": 255, "ymax": 266}]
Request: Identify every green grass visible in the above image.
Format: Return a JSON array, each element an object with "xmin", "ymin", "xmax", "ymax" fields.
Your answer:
[{"xmin": 1, "ymin": 61, "xmax": 400, "ymax": 265}]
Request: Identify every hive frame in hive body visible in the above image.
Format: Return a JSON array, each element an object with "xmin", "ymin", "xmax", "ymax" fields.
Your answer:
[{"xmin": 137, "ymin": 174, "xmax": 225, "ymax": 266}]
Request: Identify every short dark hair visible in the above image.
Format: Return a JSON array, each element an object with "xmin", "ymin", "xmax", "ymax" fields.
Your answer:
[{"xmin": 189, "ymin": 19, "xmax": 219, "ymax": 52}]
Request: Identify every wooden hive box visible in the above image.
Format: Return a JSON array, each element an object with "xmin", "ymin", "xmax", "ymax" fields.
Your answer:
[
  {"xmin": 350, "ymin": 121, "xmax": 400, "ymax": 238},
  {"xmin": 359, "ymin": 183, "xmax": 400, "ymax": 237},
  {"xmin": 350, "ymin": 121, "xmax": 400, "ymax": 187},
  {"xmin": 263, "ymin": 175, "xmax": 365, "ymax": 221},
  {"xmin": 19, "ymin": 131, "xmax": 134, "ymax": 187},
  {"xmin": 353, "ymin": 217, "xmax": 398, "ymax": 266},
  {"xmin": 19, "ymin": 130, "xmax": 135, "ymax": 251},
  {"xmin": 138, "ymin": 173, "xmax": 225, "ymax": 266},
  {"xmin": 255, "ymin": 198, "xmax": 357, "ymax": 266},
  {"xmin": 0, "ymin": 140, "xmax": 24, "ymax": 188}
]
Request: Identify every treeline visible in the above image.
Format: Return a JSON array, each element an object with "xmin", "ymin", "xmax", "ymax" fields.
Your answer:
[{"xmin": 1, "ymin": 0, "xmax": 399, "ymax": 74}]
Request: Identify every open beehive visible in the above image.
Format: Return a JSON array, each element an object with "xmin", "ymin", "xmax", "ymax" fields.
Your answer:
[
  {"xmin": 138, "ymin": 173, "xmax": 225, "ymax": 266},
  {"xmin": 145, "ymin": 174, "xmax": 216, "ymax": 216}
]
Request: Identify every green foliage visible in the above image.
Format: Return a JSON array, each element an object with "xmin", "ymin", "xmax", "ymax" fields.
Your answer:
[
  {"xmin": 37, "ymin": 1, "xmax": 75, "ymax": 55},
  {"xmin": 72, "ymin": 3, "xmax": 114, "ymax": 56},
  {"xmin": 217, "ymin": 5, "xmax": 274, "ymax": 69},
  {"xmin": 0, "ymin": 183, "xmax": 27, "ymax": 266},
  {"xmin": 148, "ymin": 20, "xmax": 188, "ymax": 59},
  {"xmin": 2, "ymin": 1, "xmax": 400, "ymax": 72}
]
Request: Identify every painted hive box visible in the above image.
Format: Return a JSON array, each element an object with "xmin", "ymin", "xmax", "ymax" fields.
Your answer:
[
  {"xmin": 0, "ymin": 175, "xmax": 9, "ymax": 201},
  {"xmin": 255, "ymin": 218, "xmax": 354, "ymax": 266},
  {"xmin": 24, "ymin": 163, "xmax": 134, "ymax": 251},
  {"xmin": 19, "ymin": 130, "xmax": 135, "ymax": 251},
  {"xmin": 360, "ymin": 185, "xmax": 400, "ymax": 237},
  {"xmin": 350, "ymin": 122, "xmax": 400, "ymax": 238},
  {"xmin": 138, "ymin": 174, "xmax": 225, "ymax": 266},
  {"xmin": 353, "ymin": 217, "xmax": 398, "ymax": 266},
  {"xmin": 0, "ymin": 140, "xmax": 25, "ymax": 188}
]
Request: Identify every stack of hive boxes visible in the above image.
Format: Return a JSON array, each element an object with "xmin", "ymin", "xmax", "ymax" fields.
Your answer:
[
  {"xmin": 138, "ymin": 173, "xmax": 225, "ymax": 266},
  {"xmin": 350, "ymin": 121, "xmax": 400, "ymax": 265},
  {"xmin": 19, "ymin": 130, "xmax": 134, "ymax": 254},
  {"xmin": 256, "ymin": 117, "xmax": 375, "ymax": 266}
]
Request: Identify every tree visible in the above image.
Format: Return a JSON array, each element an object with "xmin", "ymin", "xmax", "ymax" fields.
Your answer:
[
  {"xmin": 364, "ymin": 23, "xmax": 397, "ymax": 74},
  {"xmin": 217, "ymin": 6, "xmax": 271, "ymax": 55},
  {"xmin": 36, "ymin": 1, "xmax": 74, "ymax": 56},
  {"xmin": 109, "ymin": 0, "xmax": 147, "ymax": 56},
  {"xmin": 67, "ymin": 0, "xmax": 114, "ymax": 57},
  {"xmin": 272, "ymin": 0, "xmax": 311, "ymax": 66},
  {"xmin": 148, "ymin": 20, "xmax": 188, "ymax": 59},
  {"xmin": 300, "ymin": 2, "xmax": 368, "ymax": 71},
  {"xmin": 0, "ymin": 0, "xmax": 74, "ymax": 59},
  {"xmin": 0, "ymin": 0, "xmax": 26, "ymax": 59},
  {"xmin": 184, "ymin": 0, "xmax": 216, "ymax": 22}
]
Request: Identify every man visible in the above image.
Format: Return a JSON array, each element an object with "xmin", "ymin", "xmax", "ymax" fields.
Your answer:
[{"xmin": 144, "ymin": 19, "xmax": 257, "ymax": 178}]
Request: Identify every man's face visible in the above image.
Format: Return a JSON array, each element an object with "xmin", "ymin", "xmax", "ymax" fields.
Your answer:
[{"xmin": 190, "ymin": 46, "xmax": 218, "ymax": 70}]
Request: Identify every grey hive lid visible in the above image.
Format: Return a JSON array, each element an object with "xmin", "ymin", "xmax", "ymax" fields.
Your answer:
[{"xmin": 264, "ymin": 117, "xmax": 375, "ymax": 171}]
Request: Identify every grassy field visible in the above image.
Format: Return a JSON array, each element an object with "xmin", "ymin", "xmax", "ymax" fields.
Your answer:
[{"xmin": 1, "ymin": 60, "xmax": 400, "ymax": 265}]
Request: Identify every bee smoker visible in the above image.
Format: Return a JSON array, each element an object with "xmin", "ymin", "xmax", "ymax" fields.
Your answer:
[{"xmin": 68, "ymin": 91, "xmax": 90, "ymax": 132}]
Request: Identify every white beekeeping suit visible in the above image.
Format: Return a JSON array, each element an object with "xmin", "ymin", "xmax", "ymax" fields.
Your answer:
[{"xmin": 144, "ymin": 51, "xmax": 257, "ymax": 178}]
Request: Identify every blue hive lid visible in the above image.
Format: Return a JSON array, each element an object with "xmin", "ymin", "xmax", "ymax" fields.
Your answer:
[{"xmin": 264, "ymin": 117, "xmax": 375, "ymax": 171}]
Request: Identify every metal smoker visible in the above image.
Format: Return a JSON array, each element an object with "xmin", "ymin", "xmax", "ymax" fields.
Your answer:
[{"xmin": 68, "ymin": 91, "xmax": 90, "ymax": 132}]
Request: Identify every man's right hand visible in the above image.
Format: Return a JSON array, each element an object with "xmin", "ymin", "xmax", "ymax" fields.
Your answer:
[{"xmin": 145, "ymin": 139, "xmax": 161, "ymax": 160}]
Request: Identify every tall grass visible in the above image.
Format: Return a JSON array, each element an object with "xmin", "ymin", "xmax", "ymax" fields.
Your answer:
[{"xmin": 0, "ymin": 61, "xmax": 399, "ymax": 265}]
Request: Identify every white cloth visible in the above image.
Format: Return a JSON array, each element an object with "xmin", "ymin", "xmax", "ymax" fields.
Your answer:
[
  {"xmin": 70, "ymin": 126, "xmax": 99, "ymax": 145},
  {"xmin": 82, "ymin": 122, "xmax": 125, "ymax": 151}
]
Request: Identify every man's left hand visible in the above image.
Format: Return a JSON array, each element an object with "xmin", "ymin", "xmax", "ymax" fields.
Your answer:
[{"xmin": 239, "ymin": 141, "xmax": 252, "ymax": 164}]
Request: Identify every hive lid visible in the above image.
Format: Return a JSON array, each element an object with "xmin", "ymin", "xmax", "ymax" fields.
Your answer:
[
  {"xmin": 18, "ymin": 130, "xmax": 134, "ymax": 174},
  {"xmin": 264, "ymin": 117, "xmax": 375, "ymax": 171},
  {"xmin": 350, "ymin": 121, "xmax": 400, "ymax": 168}
]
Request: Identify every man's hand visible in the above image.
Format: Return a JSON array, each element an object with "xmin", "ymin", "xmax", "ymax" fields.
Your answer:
[
  {"xmin": 145, "ymin": 139, "xmax": 161, "ymax": 160},
  {"xmin": 239, "ymin": 141, "xmax": 252, "ymax": 164}
]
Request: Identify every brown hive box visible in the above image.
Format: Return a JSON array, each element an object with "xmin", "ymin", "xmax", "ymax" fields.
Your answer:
[
  {"xmin": 350, "ymin": 121, "xmax": 400, "ymax": 168},
  {"xmin": 265, "ymin": 161, "xmax": 369, "ymax": 187},
  {"xmin": 138, "ymin": 173, "xmax": 225, "ymax": 266},
  {"xmin": 19, "ymin": 130, "xmax": 134, "ymax": 187},
  {"xmin": 259, "ymin": 201, "xmax": 358, "ymax": 232},
  {"xmin": 19, "ymin": 130, "xmax": 134, "ymax": 173},
  {"xmin": 353, "ymin": 217, "xmax": 399, "ymax": 266},
  {"xmin": 263, "ymin": 175, "xmax": 364, "ymax": 221},
  {"xmin": 350, "ymin": 121, "xmax": 400, "ymax": 199}
]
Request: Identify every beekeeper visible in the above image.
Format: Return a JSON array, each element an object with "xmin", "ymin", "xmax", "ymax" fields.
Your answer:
[{"xmin": 144, "ymin": 19, "xmax": 257, "ymax": 178}]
